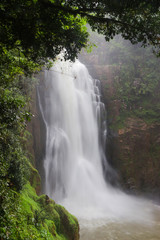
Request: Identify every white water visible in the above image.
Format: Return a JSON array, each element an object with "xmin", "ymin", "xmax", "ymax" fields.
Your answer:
[{"xmin": 38, "ymin": 58, "xmax": 160, "ymax": 239}]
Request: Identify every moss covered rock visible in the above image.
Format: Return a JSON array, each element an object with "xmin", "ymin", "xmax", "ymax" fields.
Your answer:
[
  {"xmin": 29, "ymin": 162, "xmax": 41, "ymax": 194},
  {"xmin": 2, "ymin": 183, "xmax": 79, "ymax": 240},
  {"xmin": 54, "ymin": 205, "xmax": 79, "ymax": 240}
]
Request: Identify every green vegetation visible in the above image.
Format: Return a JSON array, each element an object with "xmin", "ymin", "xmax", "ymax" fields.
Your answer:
[
  {"xmin": 1, "ymin": 1, "xmax": 160, "ymax": 63},
  {"xmin": 0, "ymin": 46, "xmax": 39, "ymax": 238},
  {"xmin": 0, "ymin": 45, "xmax": 79, "ymax": 239},
  {"xmin": 1, "ymin": 0, "xmax": 160, "ymax": 238},
  {"xmin": 110, "ymin": 38, "xmax": 160, "ymax": 127},
  {"xmin": 0, "ymin": 183, "xmax": 79, "ymax": 240},
  {"xmin": 0, "ymin": 1, "xmax": 89, "ymax": 63}
]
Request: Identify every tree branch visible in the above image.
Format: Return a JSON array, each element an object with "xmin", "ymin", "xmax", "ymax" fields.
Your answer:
[{"xmin": 51, "ymin": 3, "xmax": 139, "ymax": 31}]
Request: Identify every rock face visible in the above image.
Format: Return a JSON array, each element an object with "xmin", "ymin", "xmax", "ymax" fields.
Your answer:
[
  {"xmin": 79, "ymin": 48, "xmax": 160, "ymax": 195},
  {"xmin": 114, "ymin": 118, "xmax": 160, "ymax": 192},
  {"xmin": 27, "ymin": 72, "xmax": 46, "ymax": 193}
]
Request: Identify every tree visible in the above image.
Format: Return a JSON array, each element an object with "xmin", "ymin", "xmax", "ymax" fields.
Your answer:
[
  {"xmin": 53, "ymin": 0, "xmax": 160, "ymax": 46},
  {"xmin": 0, "ymin": 0, "xmax": 160, "ymax": 64},
  {"xmin": 0, "ymin": 0, "xmax": 88, "ymax": 63}
]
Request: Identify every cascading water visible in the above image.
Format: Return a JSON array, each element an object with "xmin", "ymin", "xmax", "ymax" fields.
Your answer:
[
  {"xmin": 38, "ymin": 57, "xmax": 160, "ymax": 239},
  {"xmin": 39, "ymin": 58, "xmax": 109, "ymax": 204}
]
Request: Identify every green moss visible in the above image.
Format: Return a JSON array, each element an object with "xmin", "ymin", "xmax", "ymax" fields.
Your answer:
[
  {"xmin": 38, "ymin": 195, "xmax": 61, "ymax": 233},
  {"xmin": 133, "ymin": 107, "xmax": 160, "ymax": 124},
  {"xmin": 109, "ymin": 104, "xmax": 160, "ymax": 131},
  {"xmin": 109, "ymin": 111, "xmax": 131, "ymax": 130},
  {"xmin": 1, "ymin": 182, "xmax": 79, "ymax": 240},
  {"xmin": 44, "ymin": 219, "xmax": 56, "ymax": 236},
  {"xmin": 54, "ymin": 204, "xmax": 79, "ymax": 240},
  {"xmin": 29, "ymin": 162, "xmax": 41, "ymax": 194}
]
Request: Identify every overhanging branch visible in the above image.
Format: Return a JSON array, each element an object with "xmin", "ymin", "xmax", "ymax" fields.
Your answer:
[{"xmin": 50, "ymin": 3, "xmax": 143, "ymax": 32}]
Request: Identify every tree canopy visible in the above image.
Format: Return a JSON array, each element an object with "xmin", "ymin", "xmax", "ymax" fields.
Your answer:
[{"xmin": 1, "ymin": 0, "xmax": 160, "ymax": 63}]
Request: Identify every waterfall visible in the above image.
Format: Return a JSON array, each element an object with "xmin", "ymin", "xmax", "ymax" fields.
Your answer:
[{"xmin": 38, "ymin": 58, "xmax": 155, "ymax": 224}]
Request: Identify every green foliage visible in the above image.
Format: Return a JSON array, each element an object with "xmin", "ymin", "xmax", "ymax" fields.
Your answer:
[
  {"xmin": 105, "ymin": 36, "xmax": 160, "ymax": 127},
  {"xmin": 1, "ymin": 1, "xmax": 160, "ymax": 64},
  {"xmin": 0, "ymin": 1, "xmax": 89, "ymax": 63},
  {"xmin": 53, "ymin": 1, "xmax": 160, "ymax": 54},
  {"xmin": 0, "ymin": 183, "xmax": 79, "ymax": 240},
  {"xmin": 0, "ymin": 43, "xmax": 43, "ymax": 239},
  {"xmin": 0, "ymin": 45, "xmax": 39, "ymax": 192}
]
